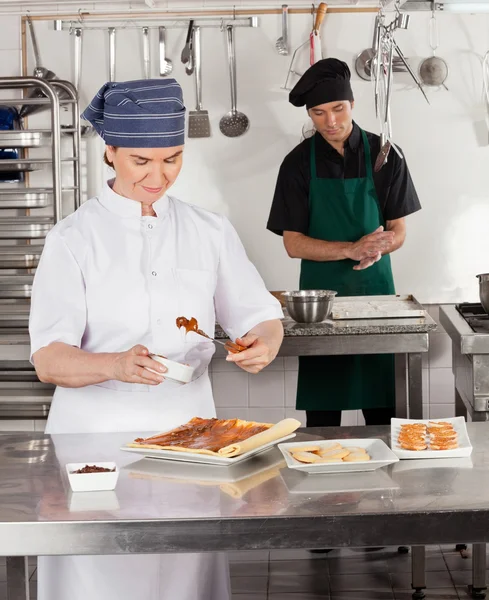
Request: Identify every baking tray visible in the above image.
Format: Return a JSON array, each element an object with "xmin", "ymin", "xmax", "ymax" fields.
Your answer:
[
  {"xmin": 390, "ymin": 417, "xmax": 473, "ymax": 460},
  {"xmin": 0, "ymin": 275, "xmax": 33, "ymax": 299},
  {"xmin": 0, "ymin": 160, "xmax": 48, "ymax": 173},
  {"xmin": 0, "ymin": 217, "xmax": 53, "ymax": 239},
  {"xmin": 0, "ymin": 245, "xmax": 43, "ymax": 268},
  {"xmin": 332, "ymin": 294, "xmax": 427, "ymax": 320},
  {"xmin": 0, "ymin": 188, "xmax": 52, "ymax": 208},
  {"xmin": 0, "ymin": 131, "xmax": 51, "ymax": 148}
]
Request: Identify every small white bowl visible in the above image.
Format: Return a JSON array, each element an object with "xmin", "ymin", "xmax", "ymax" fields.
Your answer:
[
  {"xmin": 148, "ymin": 354, "xmax": 194, "ymax": 384},
  {"xmin": 66, "ymin": 462, "xmax": 119, "ymax": 492}
]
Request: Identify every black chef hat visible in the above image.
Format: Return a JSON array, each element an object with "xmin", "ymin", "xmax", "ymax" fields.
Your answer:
[{"xmin": 289, "ymin": 58, "xmax": 354, "ymax": 109}]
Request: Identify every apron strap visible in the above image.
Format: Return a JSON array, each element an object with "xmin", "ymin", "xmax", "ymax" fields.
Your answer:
[{"xmin": 360, "ymin": 129, "xmax": 374, "ymax": 181}]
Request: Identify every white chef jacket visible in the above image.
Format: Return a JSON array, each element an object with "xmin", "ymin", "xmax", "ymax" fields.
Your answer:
[
  {"xmin": 29, "ymin": 180, "xmax": 283, "ymax": 600},
  {"xmin": 29, "ymin": 179, "xmax": 283, "ymax": 434}
]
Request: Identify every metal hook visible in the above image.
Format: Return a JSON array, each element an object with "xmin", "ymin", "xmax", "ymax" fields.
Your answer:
[
  {"xmin": 220, "ymin": 18, "xmax": 224, "ymax": 32},
  {"xmin": 233, "ymin": 5, "xmax": 236, "ymax": 20}
]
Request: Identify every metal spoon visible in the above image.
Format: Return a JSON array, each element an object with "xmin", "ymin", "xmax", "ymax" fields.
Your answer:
[
  {"xmin": 219, "ymin": 25, "xmax": 249, "ymax": 138},
  {"xmin": 158, "ymin": 27, "xmax": 173, "ymax": 76},
  {"xmin": 275, "ymin": 5, "xmax": 289, "ymax": 55}
]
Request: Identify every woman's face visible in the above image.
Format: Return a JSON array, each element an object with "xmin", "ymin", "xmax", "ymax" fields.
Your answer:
[{"xmin": 106, "ymin": 145, "xmax": 184, "ymax": 205}]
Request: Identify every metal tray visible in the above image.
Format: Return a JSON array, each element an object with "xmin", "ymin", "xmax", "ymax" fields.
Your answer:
[
  {"xmin": 0, "ymin": 131, "xmax": 51, "ymax": 149},
  {"xmin": 0, "ymin": 275, "xmax": 33, "ymax": 299},
  {"xmin": 0, "ymin": 188, "xmax": 52, "ymax": 208},
  {"xmin": 0, "ymin": 245, "xmax": 43, "ymax": 268},
  {"xmin": 0, "ymin": 217, "xmax": 53, "ymax": 239},
  {"xmin": 0, "ymin": 160, "xmax": 48, "ymax": 173}
]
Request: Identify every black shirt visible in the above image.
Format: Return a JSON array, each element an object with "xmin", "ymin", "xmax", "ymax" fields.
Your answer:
[{"xmin": 267, "ymin": 122, "xmax": 421, "ymax": 236}]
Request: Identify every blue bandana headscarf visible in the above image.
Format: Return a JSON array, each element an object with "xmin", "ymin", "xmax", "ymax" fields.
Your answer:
[{"xmin": 81, "ymin": 79, "xmax": 186, "ymax": 148}]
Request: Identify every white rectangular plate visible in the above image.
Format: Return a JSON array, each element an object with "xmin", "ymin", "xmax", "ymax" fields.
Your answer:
[
  {"xmin": 332, "ymin": 295, "xmax": 425, "ymax": 320},
  {"xmin": 120, "ymin": 433, "xmax": 296, "ymax": 466},
  {"xmin": 278, "ymin": 439, "xmax": 399, "ymax": 474},
  {"xmin": 281, "ymin": 467, "xmax": 399, "ymax": 494},
  {"xmin": 390, "ymin": 417, "xmax": 473, "ymax": 460}
]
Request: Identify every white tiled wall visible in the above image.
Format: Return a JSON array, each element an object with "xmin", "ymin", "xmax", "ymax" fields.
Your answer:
[{"xmin": 0, "ymin": 308, "xmax": 456, "ymax": 433}]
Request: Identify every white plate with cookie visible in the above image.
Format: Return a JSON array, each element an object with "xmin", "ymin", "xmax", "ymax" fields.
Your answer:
[
  {"xmin": 390, "ymin": 417, "xmax": 473, "ymax": 460},
  {"xmin": 278, "ymin": 439, "xmax": 399, "ymax": 474}
]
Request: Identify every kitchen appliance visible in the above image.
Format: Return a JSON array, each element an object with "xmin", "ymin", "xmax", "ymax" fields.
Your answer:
[{"xmin": 440, "ymin": 304, "xmax": 489, "ymax": 421}]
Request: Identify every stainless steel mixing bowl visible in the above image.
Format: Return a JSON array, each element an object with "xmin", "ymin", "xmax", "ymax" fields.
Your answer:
[{"xmin": 282, "ymin": 290, "xmax": 337, "ymax": 323}]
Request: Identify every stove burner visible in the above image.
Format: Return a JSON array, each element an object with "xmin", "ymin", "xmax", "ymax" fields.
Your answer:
[{"xmin": 456, "ymin": 303, "xmax": 489, "ymax": 333}]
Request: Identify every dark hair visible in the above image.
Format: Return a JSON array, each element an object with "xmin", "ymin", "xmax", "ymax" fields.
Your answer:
[{"xmin": 103, "ymin": 147, "xmax": 117, "ymax": 169}]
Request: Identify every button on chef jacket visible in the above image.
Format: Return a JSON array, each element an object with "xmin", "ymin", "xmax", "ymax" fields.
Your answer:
[
  {"xmin": 29, "ymin": 180, "xmax": 283, "ymax": 435},
  {"xmin": 267, "ymin": 122, "xmax": 421, "ymax": 236}
]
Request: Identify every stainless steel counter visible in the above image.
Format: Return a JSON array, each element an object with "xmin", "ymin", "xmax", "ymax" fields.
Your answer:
[
  {"xmin": 1, "ymin": 424, "xmax": 487, "ymax": 554},
  {"xmin": 3, "ymin": 424, "xmax": 489, "ymax": 599}
]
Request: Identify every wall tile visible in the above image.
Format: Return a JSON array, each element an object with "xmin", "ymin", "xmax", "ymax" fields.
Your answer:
[
  {"xmin": 212, "ymin": 372, "xmax": 248, "ymax": 408},
  {"xmin": 429, "ymin": 333, "xmax": 453, "ymax": 369},
  {"xmin": 429, "ymin": 403, "xmax": 455, "ymax": 419},
  {"xmin": 249, "ymin": 371, "xmax": 284, "ymax": 407},
  {"xmin": 284, "ymin": 357, "xmax": 299, "ymax": 371},
  {"xmin": 429, "ymin": 369, "xmax": 455, "ymax": 405},
  {"xmin": 285, "ymin": 371, "xmax": 298, "ymax": 407},
  {"xmin": 248, "ymin": 408, "xmax": 285, "ymax": 423},
  {"xmin": 423, "ymin": 368, "xmax": 430, "ymax": 404},
  {"xmin": 217, "ymin": 407, "xmax": 249, "ymax": 420}
]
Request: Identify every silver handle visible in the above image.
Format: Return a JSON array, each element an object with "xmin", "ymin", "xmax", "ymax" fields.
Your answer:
[
  {"xmin": 26, "ymin": 16, "xmax": 42, "ymax": 69},
  {"xmin": 282, "ymin": 5, "xmax": 288, "ymax": 52},
  {"xmin": 142, "ymin": 27, "xmax": 150, "ymax": 79},
  {"xmin": 226, "ymin": 25, "xmax": 237, "ymax": 113},
  {"xmin": 194, "ymin": 26, "xmax": 202, "ymax": 110},
  {"xmin": 159, "ymin": 26, "xmax": 166, "ymax": 72},
  {"xmin": 73, "ymin": 28, "xmax": 82, "ymax": 93},
  {"xmin": 108, "ymin": 27, "xmax": 116, "ymax": 82}
]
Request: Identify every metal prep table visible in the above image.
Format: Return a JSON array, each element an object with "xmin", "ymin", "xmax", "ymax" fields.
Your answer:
[
  {"xmin": 2, "ymin": 424, "xmax": 488, "ymax": 600},
  {"xmin": 215, "ymin": 304, "xmax": 437, "ymax": 419}
]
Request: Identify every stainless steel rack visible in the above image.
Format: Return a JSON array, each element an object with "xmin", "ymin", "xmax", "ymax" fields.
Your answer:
[{"xmin": 0, "ymin": 76, "xmax": 80, "ymax": 418}]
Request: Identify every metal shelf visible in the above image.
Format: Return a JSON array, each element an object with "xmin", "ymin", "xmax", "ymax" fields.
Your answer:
[
  {"xmin": 0, "ymin": 217, "xmax": 54, "ymax": 239},
  {"xmin": 0, "ymin": 245, "xmax": 43, "ymax": 268},
  {"xmin": 0, "ymin": 98, "xmax": 76, "ymax": 106},
  {"xmin": 0, "ymin": 188, "xmax": 52, "ymax": 208},
  {"xmin": 0, "ymin": 275, "xmax": 34, "ymax": 299}
]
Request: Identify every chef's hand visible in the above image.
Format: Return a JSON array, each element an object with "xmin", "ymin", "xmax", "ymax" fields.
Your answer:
[
  {"xmin": 110, "ymin": 345, "xmax": 167, "ymax": 385},
  {"xmin": 225, "ymin": 334, "xmax": 272, "ymax": 374},
  {"xmin": 347, "ymin": 226, "xmax": 394, "ymax": 262},
  {"xmin": 353, "ymin": 251, "xmax": 382, "ymax": 271}
]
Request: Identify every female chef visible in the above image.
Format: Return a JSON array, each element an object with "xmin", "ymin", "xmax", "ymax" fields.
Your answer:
[{"xmin": 29, "ymin": 78, "xmax": 284, "ymax": 600}]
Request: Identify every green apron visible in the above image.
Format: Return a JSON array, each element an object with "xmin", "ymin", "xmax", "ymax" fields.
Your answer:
[{"xmin": 296, "ymin": 129, "xmax": 396, "ymax": 411}]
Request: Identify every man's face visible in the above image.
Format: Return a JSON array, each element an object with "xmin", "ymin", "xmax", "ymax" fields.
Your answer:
[{"xmin": 308, "ymin": 100, "xmax": 354, "ymax": 144}]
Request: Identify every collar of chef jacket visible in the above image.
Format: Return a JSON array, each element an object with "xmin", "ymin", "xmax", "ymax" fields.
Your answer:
[{"xmin": 98, "ymin": 178, "xmax": 171, "ymax": 222}]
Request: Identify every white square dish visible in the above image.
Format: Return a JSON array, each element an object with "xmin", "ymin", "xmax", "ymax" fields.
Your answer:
[
  {"xmin": 390, "ymin": 417, "xmax": 473, "ymax": 460},
  {"xmin": 66, "ymin": 462, "xmax": 119, "ymax": 492},
  {"xmin": 278, "ymin": 439, "xmax": 399, "ymax": 474}
]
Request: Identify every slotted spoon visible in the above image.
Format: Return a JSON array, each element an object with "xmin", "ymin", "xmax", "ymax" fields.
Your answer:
[{"xmin": 219, "ymin": 25, "xmax": 249, "ymax": 138}]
